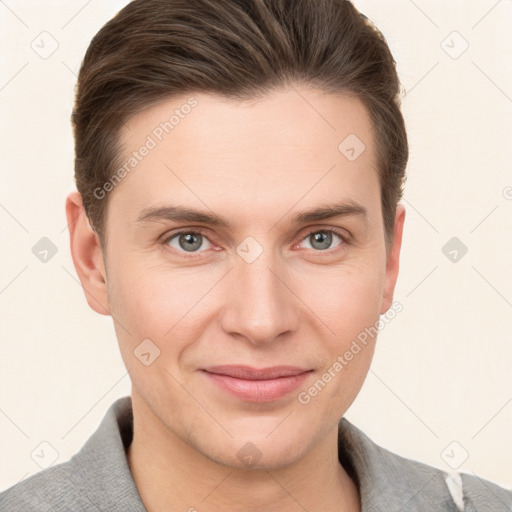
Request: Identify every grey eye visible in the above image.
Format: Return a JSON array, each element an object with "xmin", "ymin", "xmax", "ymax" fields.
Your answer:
[
  {"xmin": 166, "ymin": 232, "xmax": 212, "ymax": 253},
  {"xmin": 300, "ymin": 230, "xmax": 343, "ymax": 251}
]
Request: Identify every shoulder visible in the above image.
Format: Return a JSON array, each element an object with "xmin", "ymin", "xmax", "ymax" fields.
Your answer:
[
  {"xmin": 338, "ymin": 417, "xmax": 512, "ymax": 511},
  {"xmin": 0, "ymin": 396, "xmax": 145, "ymax": 512},
  {"xmin": 458, "ymin": 471, "xmax": 512, "ymax": 511},
  {"xmin": 0, "ymin": 459, "xmax": 91, "ymax": 511}
]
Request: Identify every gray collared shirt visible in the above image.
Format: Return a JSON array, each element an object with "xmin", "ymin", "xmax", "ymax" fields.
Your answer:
[{"xmin": 1, "ymin": 396, "xmax": 511, "ymax": 511}]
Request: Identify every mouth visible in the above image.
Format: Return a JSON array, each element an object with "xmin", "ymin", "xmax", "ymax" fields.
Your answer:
[{"xmin": 200, "ymin": 365, "xmax": 313, "ymax": 402}]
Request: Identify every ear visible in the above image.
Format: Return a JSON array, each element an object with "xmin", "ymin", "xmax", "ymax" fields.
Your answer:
[
  {"xmin": 380, "ymin": 203, "xmax": 406, "ymax": 314},
  {"xmin": 65, "ymin": 191, "xmax": 110, "ymax": 316}
]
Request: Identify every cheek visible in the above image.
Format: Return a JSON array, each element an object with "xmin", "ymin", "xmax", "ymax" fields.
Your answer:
[
  {"xmin": 308, "ymin": 260, "xmax": 385, "ymax": 339},
  {"xmin": 300, "ymin": 262, "xmax": 383, "ymax": 401},
  {"xmin": 105, "ymin": 266, "xmax": 205, "ymax": 402},
  {"xmin": 296, "ymin": 277, "xmax": 381, "ymax": 417},
  {"xmin": 106, "ymin": 261, "xmax": 221, "ymax": 351}
]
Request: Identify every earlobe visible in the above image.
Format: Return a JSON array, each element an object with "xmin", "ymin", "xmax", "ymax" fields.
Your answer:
[
  {"xmin": 65, "ymin": 191, "xmax": 111, "ymax": 316},
  {"xmin": 380, "ymin": 203, "xmax": 406, "ymax": 315}
]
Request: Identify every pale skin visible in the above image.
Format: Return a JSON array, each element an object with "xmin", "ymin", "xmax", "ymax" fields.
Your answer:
[{"xmin": 66, "ymin": 86, "xmax": 405, "ymax": 511}]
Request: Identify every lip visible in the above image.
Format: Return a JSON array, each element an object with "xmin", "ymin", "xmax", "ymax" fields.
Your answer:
[{"xmin": 201, "ymin": 365, "xmax": 313, "ymax": 402}]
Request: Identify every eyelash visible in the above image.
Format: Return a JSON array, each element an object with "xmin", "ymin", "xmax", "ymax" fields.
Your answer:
[{"xmin": 161, "ymin": 227, "xmax": 349, "ymax": 258}]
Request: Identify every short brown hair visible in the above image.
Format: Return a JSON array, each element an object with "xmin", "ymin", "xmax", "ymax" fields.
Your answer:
[{"xmin": 72, "ymin": 0, "xmax": 408, "ymax": 249}]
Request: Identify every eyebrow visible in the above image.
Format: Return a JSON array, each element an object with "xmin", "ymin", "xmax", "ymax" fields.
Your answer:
[{"xmin": 136, "ymin": 200, "xmax": 368, "ymax": 229}]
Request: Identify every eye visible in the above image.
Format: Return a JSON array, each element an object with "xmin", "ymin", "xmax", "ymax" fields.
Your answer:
[
  {"xmin": 164, "ymin": 230, "xmax": 213, "ymax": 253},
  {"xmin": 162, "ymin": 227, "xmax": 348, "ymax": 257},
  {"xmin": 298, "ymin": 228, "xmax": 345, "ymax": 252}
]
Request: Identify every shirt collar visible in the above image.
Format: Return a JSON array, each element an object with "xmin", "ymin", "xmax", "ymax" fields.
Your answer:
[
  {"xmin": 69, "ymin": 396, "xmax": 145, "ymax": 511},
  {"xmin": 337, "ymin": 417, "xmax": 456, "ymax": 511},
  {"xmin": 71, "ymin": 396, "xmax": 455, "ymax": 511}
]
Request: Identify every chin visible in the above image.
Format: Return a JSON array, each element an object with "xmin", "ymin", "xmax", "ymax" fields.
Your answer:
[
  {"xmin": 210, "ymin": 442, "xmax": 302, "ymax": 472},
  {"xmin": 193, "ymin": 427, "xmax": 309, "ymax": 472}
]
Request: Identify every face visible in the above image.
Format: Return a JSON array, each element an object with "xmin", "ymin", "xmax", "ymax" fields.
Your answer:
[{"xmin": 70, "ymin": 86, "xmax": 404, "ymax": 470}]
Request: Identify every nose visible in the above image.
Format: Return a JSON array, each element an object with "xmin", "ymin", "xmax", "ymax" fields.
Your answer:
[{"xmin": 218, "ymin": 249, "xmax": 300, "ymax": 346}]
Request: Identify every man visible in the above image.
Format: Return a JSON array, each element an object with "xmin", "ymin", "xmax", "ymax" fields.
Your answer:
[{"xmin": 1, "ymin": 0, "xmax": 510, "ymax": 510}]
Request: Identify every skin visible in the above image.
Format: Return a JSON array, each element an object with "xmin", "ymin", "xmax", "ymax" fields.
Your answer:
[{"xmin": 66, "ymin": 85, "xmax": 405, "ymax": 512}]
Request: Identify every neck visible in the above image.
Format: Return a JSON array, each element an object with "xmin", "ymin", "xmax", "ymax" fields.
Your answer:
[{"xmin": 126, "ymin": 393, "xmax": 360, "ymax": 512}]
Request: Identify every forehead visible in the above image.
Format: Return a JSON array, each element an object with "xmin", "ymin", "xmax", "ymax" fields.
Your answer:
[
  {"xmin": 110, "ymin": 86, "xmax": 380, "ymax": 227},
  {"xmin": 120, "ymin": 86, "xmax": 375, "ymax": 160}
]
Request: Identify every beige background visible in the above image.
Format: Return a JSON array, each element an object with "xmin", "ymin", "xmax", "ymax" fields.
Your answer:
[{"xmin": 1, "ymin": 0, "xmax": 511, "ymax": 492}]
